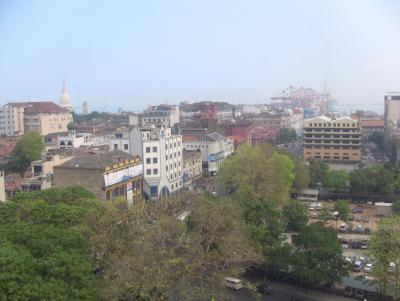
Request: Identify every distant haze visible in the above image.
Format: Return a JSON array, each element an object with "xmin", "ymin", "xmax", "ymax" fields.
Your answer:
[{"xmin": 0, "ymin": 0, "xmax": 399, "ymax": 112}]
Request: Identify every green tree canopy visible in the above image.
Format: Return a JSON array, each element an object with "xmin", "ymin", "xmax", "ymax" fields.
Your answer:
[
  {"xmin": 334, "ymin": 199, "xmax": 351, "ymax": 221},
  {"xmin": 369, "ymin": 131, "xmax": 384, "ymax": 149},
  {"xmin": 350, "ymin": 165, "xmax": 399, "ymax": 195},
  {"xmin": 282, "ymin": 200, "xmax": 309, "ymax": 232},
  {"xmin": 323, "ymin": 170, "xmax": 349, "ymax": 191},
  {"xmin": 277, "ymin": 128, "xmax": 297, "ymax": 144},
  {"xmin": 292, "ymin": 223, "xmax": 347, "ymax": 286},
  {"xmin": 0, "ymin": 187, "xmax": 101, "ymax": 300},
  {"xmin": 393, "ymin": 200, "xmax": 400, "ymax": 214},
  {"xmin": 218, "ymin": 144, "xmax": 295, "ymax": 203},
  {"xmin": 9, "ymin": 132, "xmax": 44, "ymax": 172},
  {"xmin": 308, "ymin": 159, "xmax": 329, "ymax": 188}
]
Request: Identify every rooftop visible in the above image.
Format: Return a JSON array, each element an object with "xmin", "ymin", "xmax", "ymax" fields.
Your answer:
[
  {"xmin": 7, "ymin": 101, "xmax": 69, "ymax": 114},
  {"xmin": 360, "ymin": 119, "xmax": 384, "ymax": 128},
  {"xmin": 55, "ymin": 149, "xmax": 136, "ymax": 170}
]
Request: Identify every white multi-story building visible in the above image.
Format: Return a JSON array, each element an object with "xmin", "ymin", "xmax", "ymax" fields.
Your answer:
[
  {"xmin": 140, "ymin": 105, "xmax": 180, "ymax": 132},
  {"xmin": 130, "ymin": 126, "xmax": 183, "ymax": 199},
  {"xmin": 183, "ymin": 132, "xmax": 233, "ymax": 175},
  {"xmin": 58, "ymin": 131, "xmax": 93, "ymax": 149},
  {"xmin": 0, "ymin": 105, "xmax": 25, "ymax": 136},
  {"xmin": 107, "ymin": 130, "xmax": 130, "ymax": 153}
]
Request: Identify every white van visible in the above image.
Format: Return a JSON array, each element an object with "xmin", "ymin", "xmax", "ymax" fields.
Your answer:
[{"xmin": 223, "ymin": 277, "xmax": 243, "ymax": 290}]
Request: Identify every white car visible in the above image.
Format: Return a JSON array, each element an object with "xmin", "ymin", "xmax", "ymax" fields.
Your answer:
[{"xmin": 365, "ymin": 263, "xmax": 373, "ymax": 273}]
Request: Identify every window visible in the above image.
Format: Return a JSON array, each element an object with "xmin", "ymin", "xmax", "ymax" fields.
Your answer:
[
  {"xmin": 153, "ymin": 168, "xmax": 158, "ymax": 174},
  {"xmin": 166, "ymin": 165, "xmax": 168, "ymax": 171},
  {"xmin": 146, "ymin": 158, "xmax": 151, "ymax": 164},
  {"xmin": 146, "ymin": 169, "xmax": 151, "ymax": 175},
  {"xmin": 124, "ymin": 144, "xmax": 128, "ymax": 150},
  {"xmin": 113, "ymin": 144, "xmax": 118, "ymax": 150},
  {"xmin": 146, "ymin": 147, "xmax": 151, "ymax": 153},
  {"xmin": 153, "ymin": 158, "xmax": 158, "ymax": 163},
  {"xmin": 153, "ymin": 146, "xmax": 157, "ymax": 152},
  {"xmin": 166, "ymin": 155, "xmax": 168, "ymax": 161}
]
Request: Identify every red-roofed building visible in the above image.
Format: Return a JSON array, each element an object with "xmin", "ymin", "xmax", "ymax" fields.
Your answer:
[
  {"xmin": 360, "ymin": 118, "xmax": 384, "ymax": 137},
  {"xmin": 1, "ymin": 101, "xmax": 73, "ymax": 136}
]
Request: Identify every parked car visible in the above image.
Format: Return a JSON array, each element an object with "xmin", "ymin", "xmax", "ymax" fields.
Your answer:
[
  {"xmin": 338, "ymin": 223, "xmax": 347, "ymax": 233},
  {"xmin": 355, "ymin": 215, "xmax": 362, "ymax": 222},
  {"xmin": 224, "ymin": 277, "xmax": 243, "ymax": 290},
  {"xmin": 352, "ymin": 241, "xmax": 361, "ymax": 249},
  {"xmin": 365, "ymin": 227, "xmax": 371, "ymax": 234},
  {"xmin": 365, "ymin": 263, "xmax": 373, "ymax": 273},
  {"xmin": 362, "ymin": 216, "xmax": 369, "ymax": 222},
  {"xmin": 354, "ymin": 260, "xmax": 364, "ymax": 272},
  {"xmin": 256, "ymin": 283, "xmax": 272, "ymax": 295},
  {"xmin": 356, "ymin": 224, "xmax": 364, "ymax": 233},
  {"xmin": 361, "ymin": 240, "xmax": 369, "ymax": 249}
]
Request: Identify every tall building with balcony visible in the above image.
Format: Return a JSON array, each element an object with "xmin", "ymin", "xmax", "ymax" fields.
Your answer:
[
  {"xmin": 303, "ymin": 115, "xmax": 361, "ymax": 162},
  {"xmin": 129, "ymin": 126, "xmax": 183, "ymax": 199},
  {"xmin": 140, "ymin": 105, "xmax": 179, "ymax": 133}
]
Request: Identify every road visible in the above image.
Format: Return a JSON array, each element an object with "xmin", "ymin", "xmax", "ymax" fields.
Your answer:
[{"xmin": 227, "ymin": 281, "xmax": 353, "ymax": 301}]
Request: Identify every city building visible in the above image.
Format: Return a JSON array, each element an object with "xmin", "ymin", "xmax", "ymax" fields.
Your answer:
[
  {"xmin": 75, "ymin": 123, "xmax": 106, "ymax": 135},
  {"xmin": 360, "ymin": 119, "xmax": 384, "ymax": 137},
  {"xmin": 303, "ymin": 115, "xmax": 362, "ymax": 162},
  {"xmin": 107, "ymin": 129, "xmax": 130, "ymax": 153},
  {"xmin": 82, "ymin": 100, "xmax": 89, "ymax": 115},
  {"xmin": 58, "ymin": 131, "xmax": 93, "ymax": 149},
  {"xmin": 384, "ymin": 92, "xmax": 400, "ymax": 165},
  {"xmin": 54, "ymin": 150, "xmax": 143, "ymax": 204},
  {"xmin": 140, "ymin": 105, "xmax": 179, "ymax": 132},
  {"xmin": 183, "ymin": 132, "xmax": 233, "ymax": 175},
  {"xmin": 245, "ymin": 108, "xmax": 303, "ymax": 134},
  {"xmin": 59, "ymin": 79, "xmax": 74, "ymax": 112},
  {"xmin": 31, "ymin": 153, "xmax": 75, "ymax": 176},
  {"xmin": 2, "ymin": 102, "xmax": 73, "ymax": 136},
  {"xmin": 182, "ymin": 150, "xmax": 202, "ymax": 190},
  {"xmin": 129, "ymin": 126, "xmax": 183, "ymax": 199},
  {"xmin": 0, "ymin": 105, "xmax": 24, "ymax": 136}
]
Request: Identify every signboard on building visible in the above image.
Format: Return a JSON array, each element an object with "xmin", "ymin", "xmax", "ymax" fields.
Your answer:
[{"xmin": 104, "ymin": 164, "xmax": 143, "ymax": 187}]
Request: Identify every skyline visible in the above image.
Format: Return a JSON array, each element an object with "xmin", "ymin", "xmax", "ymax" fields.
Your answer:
[{"xmin": 1, "ymin": 0, "xmax": 400, "ymax": 112}]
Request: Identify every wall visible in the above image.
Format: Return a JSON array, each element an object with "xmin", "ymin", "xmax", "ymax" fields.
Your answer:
[{"xmin": 53, "ymin": 167, "xmax": 106, "ymax": 200}]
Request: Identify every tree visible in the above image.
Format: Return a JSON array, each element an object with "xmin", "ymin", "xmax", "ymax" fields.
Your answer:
[
  {"xmin": 9, "ymin": 132, "xmax": 44, "ymax": 172},
  {"xmin": 0, "ymin": 187, "xmax": 101, "ymax": 300},
  {"xmin": 334, "ymin": 200, "xmax": 350, "ymax": 221},
  {"xmin": 323, "ymin": 170, "xmax": 349, "ymax": 191},
  {"xmin": 393, "ymin": 200, "xmax": 400, "ymax": 214},
  {"xmin": 308, "ymin": 159, "xmax": 329, "ymax": 188},
  {"xmin": 369, "ymin": 216, "xmax": 400, "ymax": 297},
  {"xmin": 94, "ymin": 196, "xmax": 260, "ymax": 301},
  {"xmin": 319, "ymin": 206, "xmax": 332, "ymax": 222},
  {"xmin": 277, "ymin": 128, "xmax": 297, "ymax": 144},
  {"xmin": 292, "ymin": 160, "xmax": 310, "ymax": 193},
  {"xmin": 350, "ymin": 165, "xmax": 398, "ymax": 195},
  {"xmin": 218, "ymin": 144, "xmax": 295, "ymax": 203},
  {"xmin": 282, "ymin": 200, "xmax": 309, "ymax": 232},
  {"xmin": 292, "ymin": 223, "xmax": 347, "ymax": 286}
]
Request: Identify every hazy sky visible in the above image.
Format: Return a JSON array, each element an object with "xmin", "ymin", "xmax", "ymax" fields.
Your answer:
[{"xmin": 1, "ymin": 0, "xmax": 400, "ymax": 112}]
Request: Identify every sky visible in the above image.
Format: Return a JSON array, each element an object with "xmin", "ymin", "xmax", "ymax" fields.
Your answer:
[{"xmin": 1, "ymin": 0, "xmax": 400, "ymax": 113}]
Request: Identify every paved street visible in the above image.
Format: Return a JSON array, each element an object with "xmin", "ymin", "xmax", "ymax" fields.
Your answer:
[{"xmin": 227, "ymin": 281, "xmax": 353, "ymax": 301}]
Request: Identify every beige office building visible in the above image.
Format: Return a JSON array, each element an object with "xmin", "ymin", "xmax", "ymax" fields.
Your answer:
[
  {"xmin": 4, "ymin": 102, "xmax": 73, "ymax": 136},
  {"xmin": 303, "ymin": 115, "xmax": 362, "ymax": 162}
]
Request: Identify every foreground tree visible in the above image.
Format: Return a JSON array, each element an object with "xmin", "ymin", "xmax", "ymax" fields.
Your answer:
[
  {"xmin": 323, "ymin": 170, "xmax": 349, "ymax": 191},
  {"xmin": 292, "ymin": 223, "xmax": 347, "ymax": 286},
  {"xmin": 0, "ymin": 187, "xmax": 101, "ymax": 300},
  {"xmin": 334, "ymin": 199, "xmax": 351, "ymax": 221},
  {"xmin": 308, "ymin": 159, "xmax": 329, "ymax": 188},
  {"xmin": 9, "ymin": 132, "xmax": 44, "ymax": 172},
  {"xmin": 282, "ymin": 200, "xmax": 309, "ymax": 232},
  {"xmin": 94, "ymin": 196, "xmax": 260, "ymax": 301},
  {"xmin": 369, "ymin": 216, "xmax": 400, "ymax": 297},
  {"xmin": 350, "ymin": 165, "xmax": 398, "ymax": 195},
  {"xmin": 277, "ymin": 128, "xmax": 297, "ymax": 144}
]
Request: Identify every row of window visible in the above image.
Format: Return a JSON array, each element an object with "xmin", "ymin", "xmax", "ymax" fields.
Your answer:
[
  {"xmin": 165, "ymin": 152, "xmax": 181, "ymax": 160},
  {"xmin": 304, "ymin": 128, "xmax": 359, "ymax": 133},
  {"xmin": 146, "ymin": 157, "xmax": 158, "ymax": 164},
  {"xmin": 171, "ymin": 180, "xmax": 183, "ymax": 190},
  {"xmin": 166, "ymin": 162, "xmax": 181, "ymax": 170},
  {"xmin": 308, "ymin": 123, "xmax": 357, "ymax": 127},
  {"xmin": 304, "ymin": 145, "xmax": 361, "ymax": 150},
  {"xmin": 308, "ymin": 155, "xmax": 353, "ymax": 160},
  {"xmin": 145, "ymin": 146, "xmax": 158, "ymax": 153}
]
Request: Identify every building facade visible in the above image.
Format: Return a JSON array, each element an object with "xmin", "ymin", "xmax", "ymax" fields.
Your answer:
[
  {"xmin": 245, "ymin": 109, "xmax": 303, "ymax": 134},
  {"xmin": 129, "ymin": 127, "xmax": 183, "ymax": 199},
  {"xmin": 1, "ymin": 102, "xmax": 73, "ymax": 136},
  {"xmin": 183, "ymin": 132, "xmax": 233, "ymax": 174},
  {"xmin": 384, "ymin": 93, "xmax": 400, "ymax": 165},
  {"xmin": 58, "ymin": 131, "xmax": 93, "ymax": 149},
  {"xmin": 140, "ymin": 105, "xmax": 179, "ymax": 132},
  {"xmin": 53, "ymin": 150, "xmax": 143, "ymax": 204},
  {"xmin": 183, "ymin": 150, "xmax": 202, "ymax": 190},
  {"xmin": 303, "ymin": 115, "xmax": 362, "ymax": 162},
  {"xmin": 0, "ymin": 105, "xmax": 25, "ymax": 136}
]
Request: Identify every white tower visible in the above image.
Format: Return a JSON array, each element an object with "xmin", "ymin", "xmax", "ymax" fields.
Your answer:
[
  {"xmin": 82, "ymin": 100, "xmax": 89, "ymax": 115},
  {"xmin": 59, "ymin": 79, "xmax": 73, "ymax": 112}
]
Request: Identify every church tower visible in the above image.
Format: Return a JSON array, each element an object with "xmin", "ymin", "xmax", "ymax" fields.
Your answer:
[{"xmin": 59, "ymin": 79, "xmax": 73, "ymax": 112}]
